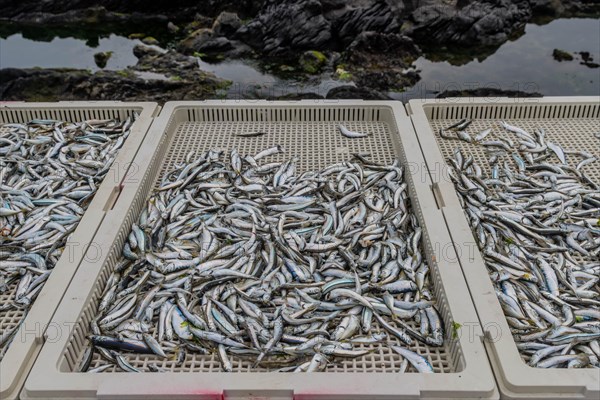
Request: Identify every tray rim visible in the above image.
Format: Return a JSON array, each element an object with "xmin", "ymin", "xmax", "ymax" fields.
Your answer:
[
  {"xmin": 407, "ymin": 95, "xmax": 600, "ymax": 399},
  {"xmin": 22, "ymin": 100, "xmax": 498, "ymax": 399},
  {"xmin": 0, "ymin": 101, "xmax": 159, "ymax": 400}
]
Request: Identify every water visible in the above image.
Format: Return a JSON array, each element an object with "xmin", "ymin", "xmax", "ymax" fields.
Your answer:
[
  {"xmin": 402, "ymin": 18, "xmax": 600, "ymax": 99},
  {"xmin": 0, "ymin": 33, "xmax": 142, "ymax": 70},
  {"xmin": 197, "ymin": 59, "xmax": 347, "ymax": 98},
  {"xmin": 0, "ymin": 18, "xmax": 598, "ymax": 98}
]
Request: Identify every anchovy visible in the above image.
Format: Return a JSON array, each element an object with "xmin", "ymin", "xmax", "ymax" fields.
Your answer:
[
  {"xmin": 82, "ymin": 146, "xmax": 446, "ymax": 373},
  {"xmin": 443, "ymin": 120, "xmax": 599, "ymax": 369},
  {"xmin": 0, "ymin": 116, "xmax": 136, "ymax": 358},
  {"xmin": 338, "ymin": 124, "xmax": 368, "ymax": 138}
]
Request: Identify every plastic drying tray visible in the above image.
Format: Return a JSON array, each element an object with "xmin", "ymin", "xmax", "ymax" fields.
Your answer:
[
  {"xmin": 0, "ymin": 101, "xmax": 158, "ymax": 400},
  {"xmin": 23, "ymin": 100, "xmax": 497, "ymax": 399},
  {"xmin": 407, "ymin": 96, "xmax": 600, "ymax": 399}
]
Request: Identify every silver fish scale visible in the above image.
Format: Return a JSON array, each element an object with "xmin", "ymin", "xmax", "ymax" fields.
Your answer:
[
  {"xmin": 0, "ymin": 117, "xmax": 135, "ymax": 357},
  {"xmin": 434, "ymin": 118, "xmax": 600, "ymax": 369},
  {"xmin": 77, "ymin": 134, "xmax": 454, "ymax": 374}
]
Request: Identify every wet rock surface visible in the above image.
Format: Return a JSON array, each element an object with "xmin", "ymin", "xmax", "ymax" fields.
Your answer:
[
  {"xmin": 299, "ymin": 50, "xmax": 328, "ymax": 74},
  {"xmin": 578, "ymin": 51, "xmax": 599, "ymax": 68},
  {"xmin": 343, "ymin": 32, "xmax": 420, "ymax": 91},
  {"xmin": 93, "ymin": 51, "xmax": 113, "ymax": 69},
  {"xmin": 405, "ymin": 0, "xmax": 533, "ymax": 47},
  {"xmin": 436, "ymin": 88, "xmax": 543, "ymax": 98},
  {"xmin": 236, "ymin": 0, "xmax": 332, "ymax": 56},
  {"xmin": 212, "ymin": 12, "xmax": 242, "ymax": 37},
  {"xmin": 178, "ymin": 28, "xmax": 254, "ymax": 60},
  {"xmin": 322, "ymin": 0, "xmax": 403, "ymax": 47},
  {"xmin": 0, "ymin": 1, "xmax": 265, "ymax": 20},
  {"xmin": 326, "ymin": 85, "xmax": 391, "ymax": 100},
  {"xmin": 0, "ymin": 68, "xmax": 229, "ymax": 102},
  {"xmin": 1, "ymin": 0, "xmax": 599, "ymax": 101},
  {"xmin": 3, "ymin": 6, "xmax": 169, "ymax": 25},
  {"xmin": 3, "ymin": 0, "xmax": 598, "ymax": 49},
  {"xmin": 0, "ymin": 47, "xmax": 231, "ymax": 102},
  {"xmin": 552, "ymin": 48, "xmax": 574, "ymax": 61}
]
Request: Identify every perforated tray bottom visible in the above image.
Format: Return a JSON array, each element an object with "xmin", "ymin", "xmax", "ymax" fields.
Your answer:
[
  {"xmin": 430, "ymin": 118, "xmax": 600, "ymax": 182},
  {"xmin": 0, "ymin": 126, "xmax": 26, "ymax": 356},
  {"xmin": 163, "ymin": 121, "xmax": 395, "ymax": 177},
  {"xmin": 75, "ymin": 120, "xmax": 455, "ymax": 374},
  {"xmin": 82, "ymin": 320, "xmax": 452, "ymax": 374},
  {"xmin": 0, "ymin": 281, "xmax": 25, "ymax": 358},
  {"xmin": 428, "ymin": 116, "xmax": 600, "ymax": 365}
]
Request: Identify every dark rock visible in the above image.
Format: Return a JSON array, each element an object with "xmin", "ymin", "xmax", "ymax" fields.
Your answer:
[
  {"xmin": 0, "ymin": 67, "xmax": 229, "ymax": 103},
  {"xmin": 580, "ymin": 61, "xmax": 599, "ymax": 68},
  {"xmin": 93, "ymin": 51, "xmax": 113, "ymax": 69},
  {"xmin": 129, "ymin": 44, "xmax": 233, "ymax": 92},
  {"xmin": 142, "ymin": 36, "xmax": 160, "ymax": 46},
  {"xmin": 406, "ymin": 0, "xmax": 532, "ymax": 47},
  {"xmin": 5, "ymin": 6, "xmax": 168, "ymax": 25},
  {"xmin": 167, "ymin": 21, "xmax": 180, "ymax": 33},
  {"xmin": 222, "ymin": 41, "xmax": 255, "ymax": 59},
  {"xmin": 199, "ymin": 36, "xmax": 234, "ymax": 53},
  {"xmin": 343, "ymin": 32, "xmax": 421, "ymax": 91},
  {"xmin": 178, "ymin": 28, "xmax": 253, "ymax": 59},
  {"xmin": 299, "ymin": 50, "xmax": 328, "ymax": 74},
  {"xmin": 129, "ymin": 44, "xmax": 234, "ymax": 96},
  {"xmin": 0, "ymin": 68, "xmax": 91, "ymax": 102},
  {"xmin": 579, "ymin": 51, "xmax": 593, "ymax": 62},
  {"xmin": 345, "ymin": 32, "xmax": 420, "ymax": 69},
  {"xmin": 353, "ymin": 70, "xmax": 419, "ymax": 92},
  {"xmin": 179, "ymin": 28, "xmax": 215, "ymax": 52},
  {"xmin": 178, "ymin": 28, "xmax": 231, "ymax": 53},
  {"xmin": 235, "ymin": 0, "xmax": 407, "ymax": 55},
  {"xmin": 178, "ymin": 28, "xmax": 230, "ymax": 54},
  {"xmin": 235, "ymin": 0, "xmax": 332, "ymax": 56},
  {"xmin": 541, "ymin": 0, "xmax": 600, "ymax": 16},
  {"xmin": 182, "ymin": 16, "xmax": 214, "ymax": 35},
  {"xmin": 553, "ymin": 48, "xmax": 574, "ymax": 61},
  {"xmin": 269, "ymin": 92, "xmax": 324, "ymax": 100},
  {"xmin": 324, "ymin": 0, "xmax": 404, "ymax": 47},
  {"xmin": 0, "ymin": 0, "xmax": 265, "ymax": 20},
  {"xmin": 528, "ymin": 0, "xmax": 563, "ymax": 15},
  {"xmin": 132, "ymin": 47, "xmax": 199, "ymax": 76},
  {"xmin": 436, "ymin": 88, "xmax": 543, "ymax": 98},
  {"xmin": 133, "ymin": 44, "xmax": 163, "ymax": 59},
  {"xmin": 212, "ymin": 11, "xmax": 242, "ymax": 37},
  {"xmin": 326, "ymin": 85, "xmax": 391, "ymax": 100}
]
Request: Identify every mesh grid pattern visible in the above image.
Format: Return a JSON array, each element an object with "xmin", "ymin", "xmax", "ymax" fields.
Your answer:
[
  {"xmin": 0, "ymin": 108, "xmax": 133, "ymax": 125},
  {"xmin": 82, "ymin": 320, "xmax": 452, "ymax": 374},
  {"xmin": 0, "ymin": 281, "xmax": 24, "ymax": 356},
  {"xmin": 162, "ymin": 121, "xmax": 393, "ymax": 178},
  {"xmin": 429, "ymin": 118, "xmax": 600, "ymax": 182},
  {"xmin": 66, "ymin": 108, "xmax": 457, "ymax": 374},
  {"xmin": 425, "ymin": 109, "xmax": 600, "ymax": 366}
]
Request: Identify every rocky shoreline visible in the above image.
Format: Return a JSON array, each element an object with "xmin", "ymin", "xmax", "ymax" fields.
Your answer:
[{"xmin": 1, "ymin": 0, "xmax": 598, "ymax": 101}]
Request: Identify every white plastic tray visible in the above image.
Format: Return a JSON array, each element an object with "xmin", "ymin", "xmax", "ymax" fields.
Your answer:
[
  {"xmin": 0, "ymin": 101, "xmax": 158, "ymax": 400},
  {"xmin": 22, "ymin": 100, "xmax": 498, "ymax": 399},
  {"xmin": 407, "ymin": 96, "xmax": 600, "ymax": 400}
]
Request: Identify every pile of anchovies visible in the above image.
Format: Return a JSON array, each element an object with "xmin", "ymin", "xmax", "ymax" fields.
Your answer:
[
  {"xmin": 443, "ymin": 119, "xmax": 600, "ymax": 369},
  {"xmin": 0, "ymin": 116, "xmax": 136, "ymax": 358},
  {"xmin": 81, "ymin": 146, "xmax": 444, "ymax": 373}
]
